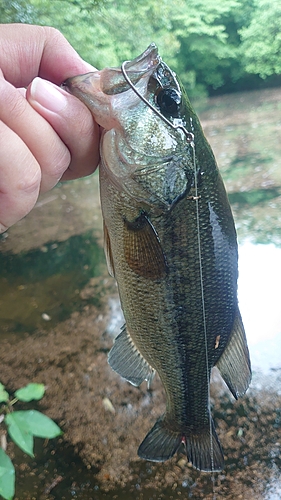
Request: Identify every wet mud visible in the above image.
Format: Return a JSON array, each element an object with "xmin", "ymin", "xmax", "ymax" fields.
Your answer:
[{"xmin": 2, "ymin": 293, "xmax": 281, "ymax": 499}]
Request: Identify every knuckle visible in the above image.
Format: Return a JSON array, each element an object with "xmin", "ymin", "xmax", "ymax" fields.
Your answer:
[
  {"xmin": 76, "ymin": 110, "xmax": 94, "ymax": 138},
  {"xmin": 51, "ymin": 144, "xmax": 71, "ymax": 178},
  {"xmin": 80, "ymin": 106, "xmax": 98, "ymax": 141},
  {"xmin": 65, "ymin": 95, "xmax": 95, "ymax": 141},
  {"xmin": 42, "ymin": 26, "xmax": 63, "ymax": 43},
  {"xmin": 39, "ymin": 142, "xmax": 71, "ymax": 192},
  {"xmin": 17, "ymin": 157, "xmax": 41, "ymax": 195},
  {"xmin": 1, "ymin": 85, "xmax": 28, "ymax": 122}
]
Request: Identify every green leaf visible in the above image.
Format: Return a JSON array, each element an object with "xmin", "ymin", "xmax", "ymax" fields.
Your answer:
[
  {"xmin": 6, "ymin": 411, "xmax": 62, "ymax": 446},
  {"xmin": 0, "ymin": 448, "xmax": 15, "ymax": 500},
  {"xmin": 19, "ymin": 410, "xmax": 62, "ymax": 439},
  {"xmin": 14, "ymin": 383, "xmax": 45, "ymax": 402},
  {"xmin": 5, "ymin": 413, "xmax": 34, "ymax": 457},
  {"xmin": 0, "ymin": 383, "xmax": 9, "ymax": 404}
]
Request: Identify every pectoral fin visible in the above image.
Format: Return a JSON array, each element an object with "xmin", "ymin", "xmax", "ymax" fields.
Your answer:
[
  {"xmin": 123, "ymin": 212, "xmax": 167, "ymax": 280},
  {"xmin": 216, "ymin": 308, "xmax": 251, "ymax": 399},
  {"xmin": 103, "ymin": 221, "xmax": 115, "ymax": 277},
  {"xmin": 108, "ymin": 324, "xmax": 155, "ymax": 387}
]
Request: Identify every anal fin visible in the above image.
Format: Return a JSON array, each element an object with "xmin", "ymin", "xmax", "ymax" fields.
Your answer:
[
  {"xmin": 216, "ymin": 308, "xmax": 251, "ymax": 399},
  {"xmin": 108, "ymin": 324, "xmax": 155, "ymax": 387}
]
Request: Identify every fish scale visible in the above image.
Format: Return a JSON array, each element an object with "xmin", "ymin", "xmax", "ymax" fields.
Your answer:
[{"xmin": 63, "ymin": 43, "xmax": 251, "ymax": 471}]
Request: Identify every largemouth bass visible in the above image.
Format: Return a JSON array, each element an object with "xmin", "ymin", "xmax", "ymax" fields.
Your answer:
[{"xmin": 63, "ymin": 44, "xmax": 251, "ymax": 471}]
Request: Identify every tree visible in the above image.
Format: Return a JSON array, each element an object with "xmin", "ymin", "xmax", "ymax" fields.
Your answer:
[
  {"xmin": 240, "ymin": 0, "xmax": 281, "ymax": 78},
  {"xmin": 1, "ymin": 0, "xmax": 279, "ymax": 95},
  {"xmin": 25, "ymin": 0, "xmax": 249, "ymax": 93},
  {"xmin": 169, "ymin": 0, "xmax": 257, "ymax": 93},
  {"xmin": 0, "ymin": 0, "xmax": 38, "ymax": 23}
]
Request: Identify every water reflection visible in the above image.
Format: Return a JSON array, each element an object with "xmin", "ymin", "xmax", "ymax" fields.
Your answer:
[
  {"xmin": 266, "ymin": 481, "xmax": 281, "ymax": 500},
  {"xmin": 238, "ymin": 242, "xmax": 281, "ymax": 374},
  {"xmin": 0, "ymin": 231, "xmax": 105, "ymax": 334}
]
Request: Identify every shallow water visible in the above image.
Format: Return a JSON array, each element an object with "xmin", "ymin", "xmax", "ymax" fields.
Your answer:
[
  {"xmin": 1, "ymin": 87, "xmax": 281, "ymax": 499},
  {"xmin": 0, "ymin": 231, "xmax": 105, "ymax": 335}
]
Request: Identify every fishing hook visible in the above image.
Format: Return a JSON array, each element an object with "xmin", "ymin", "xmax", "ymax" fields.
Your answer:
[{"xmin": 121, "ymin": 61, "xmax": 194, "ymax": 144}]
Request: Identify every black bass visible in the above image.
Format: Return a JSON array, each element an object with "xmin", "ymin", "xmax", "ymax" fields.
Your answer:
[{"xmin": 63, "ymin": 44, "xmax": 251, "ymax": 471}]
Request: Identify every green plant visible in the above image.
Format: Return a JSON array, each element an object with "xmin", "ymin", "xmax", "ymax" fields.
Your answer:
[{"xmin": 0, "ymin": 382, "xmax": 62, "ymax": 500}]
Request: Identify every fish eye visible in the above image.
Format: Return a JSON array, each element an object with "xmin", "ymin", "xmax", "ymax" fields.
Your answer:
[{"xmin": 156, "ymin": 88, "xmax": 181, "ymax": 117}]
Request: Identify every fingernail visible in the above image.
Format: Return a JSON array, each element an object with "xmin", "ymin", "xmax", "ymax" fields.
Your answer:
[{"xmin": 29, "ymin": 77, "xmax": 68, "ymax": 113}]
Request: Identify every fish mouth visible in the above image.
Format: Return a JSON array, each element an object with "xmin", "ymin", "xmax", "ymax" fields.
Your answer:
[
  {"xmin": 101, "ymin": 43, "xmax": 161, "ymax": 95},
  {"xmin": 61, "ymin": 71, "xmax": 100, "ymax": 96},
  {"xmin": 61, "ymin": 45, "xmax": 161, "ymax": 129},
  {"xmin": 62, "ymin": 44, "xmax": 160, "ymax": 98},
  {"xmin": 124, "ymin": 43, "xmax": 160, "ymax": 73}
]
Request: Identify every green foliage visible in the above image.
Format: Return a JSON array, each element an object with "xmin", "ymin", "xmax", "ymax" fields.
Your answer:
[
  {"xmin": 0, "ymin": 382, "xmax": 62, "ymax": 500},
  {"xmin": 0, "ymin": 0, "xmax": 38, "ymax": 23},
  {"xmin": 5, "ymin": 413, "xmax": 35, "ymax": 458},
  {"xmin": 5, "ymin": 410, "xmax": 61, "ymax": 457},
  {"xmin": 12, "ymin": 410, "xmax": 61, "ymax": 440},
  {"xmin": 240, "ymin": 0, "xmax": 281, "ymax": 78},
  {"xmin": 0, "ymin": 0, "xmax": 280, "ymax": 94},
  {"xmin": 169, "ymin": 0, "xmax": 242, "ymax": 89},
  {"xmin": 0, "ymin": 386, "xmax": 9, "ymax": 405},
  {"xmin": 0, "ymin": 449, "xmax": 14, "ymax": 500},
  {"xmin": 14, "ymin": 383, "xmax": 45, "ymax": 402}
]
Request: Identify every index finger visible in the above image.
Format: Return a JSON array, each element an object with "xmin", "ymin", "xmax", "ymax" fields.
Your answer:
[{"xmin": 0, "ymin": 23, "xmax": 96, "ymax": 87}]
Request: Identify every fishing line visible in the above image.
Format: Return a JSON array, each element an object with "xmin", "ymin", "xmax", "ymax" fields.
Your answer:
[
  {"xmin": 192, "ymin": 145, "xmax": 216, "ymax": 499},
  {"xmin": 121, "ymin": 59, "xmax": 216, "ymax": 495}
]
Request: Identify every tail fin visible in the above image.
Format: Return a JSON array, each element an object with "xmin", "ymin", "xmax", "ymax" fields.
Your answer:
[
  {"xmin": 184, "ymin": 419, "xmax": 224, "ymax": 471},
  {"xmin": 138, "ymin": 416, "xmax": 224, "ymax": 471},
  {"xmin": 138, "ymin": 417, "xmax": 182, "ymax": 462}
]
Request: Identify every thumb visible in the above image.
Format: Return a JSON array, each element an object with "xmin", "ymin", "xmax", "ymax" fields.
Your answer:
[{"xmin": 27, "ymin": 77, "xmax": 100, "ymax": 181}]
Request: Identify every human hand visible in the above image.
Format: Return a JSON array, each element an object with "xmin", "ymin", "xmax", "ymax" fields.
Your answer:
[{"xmin": 0, "ymin": 23, "xmax": 100, "ymax": 233}]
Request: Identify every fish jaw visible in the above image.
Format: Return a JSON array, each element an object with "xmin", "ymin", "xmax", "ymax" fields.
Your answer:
[
  {"xmin": 62, "ymin": 71, "xmax": 119, "ymax": 130},
  {"xmin": 62, "ymin": 44, "xmax": 160, "ymax": 131}
]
